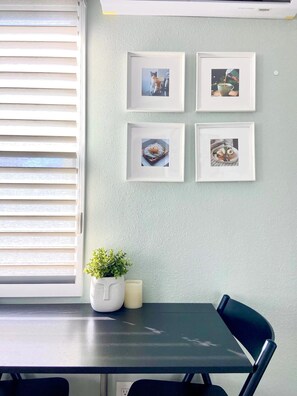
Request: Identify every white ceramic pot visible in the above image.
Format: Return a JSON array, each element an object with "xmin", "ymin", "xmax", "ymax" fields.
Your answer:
[{"xmin": 90, "ymin": 276, "xmax": 125, "ymax": 312}]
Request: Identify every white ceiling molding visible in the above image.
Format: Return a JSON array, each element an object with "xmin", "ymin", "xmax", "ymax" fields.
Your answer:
[{"xmin": 100, "ymin": 0, "xmax": 297, "ymax": 20}]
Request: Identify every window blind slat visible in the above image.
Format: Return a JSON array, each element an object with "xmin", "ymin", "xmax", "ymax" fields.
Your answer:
[
  {"xmin": 0, "ymin": 216, "xmax": 77, "ymax": 231},
  {"xmin": 0, "ymin": 249, "xmax": 76, "ymax": 263},
  {"xmin": 0, "ymin": 135, "xmax": 77, "ymax": 152},
  {"xmin": 0, "ymin": 154, "xmax": 77, "ymax": 168},
  {"xmin": 0, "ymin": 42, "xmax": 77, "ymax": 57},
  {"xmin": 0, "ymin": 201, "xmax": 76, "ymax": 215},
  {"xmin": 0, "ymin": 233, "xmax": 76, "ymax": 248},
  {"xmin": 0, "ymin": 105, "xmax": 77, "ymax": 121},
  {"xmin": 1, "ymin": 252, "xmax": 75, "ymax": 263},
  {"xmin": 0, "ymin": 275, "xmax": 75, "ymax": 285},
  {"xmin": 0, "ymin": 11, "xmax": 78, "ymax": 27},
  {"xmin": 0, "ymin": 73, "xmax": 77, "ymax": 89},
  {"xmin": 0, "ymin": 89, "xmax": 77, "ymax": 105},
  {"xmin": 0, "ymin": 0, "xmax": 78, "ymax": 12},
  {"xmin": 2, "ymin": 212, "xmax": 76, "ymax": 217},
  {"xmin": 0, "ymin": 120, "xmax": 77, "ymax": 136},
  {"xmin": 0, "ymin": 185, "xmax": 77, "ymax": 200},
  {"xmin": 0, "ymin": 58, "xmax": 77, "ymax": 73},
  {"xmin": 0, "ymin": 26, "xmax": 78, "ymax": 42},
  {"xmin": 0, "ymin": 169, "xmax": 77, "ymax": 184},
  {"xmin": 0, "ymin": 268, "xmax": 76, "ymax": 284}
]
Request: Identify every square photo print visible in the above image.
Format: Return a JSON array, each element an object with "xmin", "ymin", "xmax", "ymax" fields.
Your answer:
[
  {"xmin": 195, "ymin": 122, "xmax": 255, "ymax": 182},
  {"xmin": 127, "ymin": 52, "xmax": 185, "ymax": 112},
  {"xmin": 127, "ymin": 122, "xmax": 184, "ymax": 182},
  {"xmin": 142, "ymin": 69, "xmax": 170, "ymax": 97},
  {"xmin": 196, "ymin": 52, "xmax": 256, "ymax": 112},
  {"xmin": 210, "ymin": 138, "xmax": 239, "ymax": 167},
  {"xmin": 141, "ymin": 139, "xmax": 170, "ymax": 167},
  {"xmin": 211, "ymin": 69, "xmax": 240, "ymax": 97}
]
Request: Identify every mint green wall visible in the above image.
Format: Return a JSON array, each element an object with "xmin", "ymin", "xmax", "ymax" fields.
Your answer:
[{"xmin": 84, "ymin": 1, "xmax": 297, "ymax": 395}]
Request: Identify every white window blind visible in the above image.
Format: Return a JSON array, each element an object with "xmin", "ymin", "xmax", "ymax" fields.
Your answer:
[{"xmin": 0, "ymin": 0, "xmax": 86, "ymax": 297}]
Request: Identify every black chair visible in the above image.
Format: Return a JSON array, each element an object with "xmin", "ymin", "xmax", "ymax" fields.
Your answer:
[
  {"xmin": 128, "ymin": 294, "xmax": 277, "ymax": 396},
  {"xmin": 0, "ymin": 376, "xmax": 69, "ymax": 396}
]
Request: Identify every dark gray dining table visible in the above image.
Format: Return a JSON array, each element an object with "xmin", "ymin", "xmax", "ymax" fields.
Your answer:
[{"xmin": 0, "ymin": 303, "xmax": 252, "ymax": 395}]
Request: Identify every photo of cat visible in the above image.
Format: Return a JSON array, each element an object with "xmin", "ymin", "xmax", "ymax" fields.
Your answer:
[{"xmin": 142, "ymin": 68, "xmax": 170, "ymax": 96}]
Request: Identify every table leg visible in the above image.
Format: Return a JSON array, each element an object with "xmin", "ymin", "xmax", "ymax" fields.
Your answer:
[{"xmin": 100, "ymin": 373, "xmax": 108, "ymax": 396}]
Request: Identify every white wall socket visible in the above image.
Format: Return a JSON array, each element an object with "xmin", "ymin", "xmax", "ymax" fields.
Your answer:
[{"xmin": 116, "ymin": 381, "xmax": 133, "ymax": 396}]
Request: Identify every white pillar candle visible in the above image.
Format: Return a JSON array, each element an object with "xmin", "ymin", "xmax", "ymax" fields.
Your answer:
[{"xmin": 124, "ymin": 280, "xmax": 143, "ymax": 309}]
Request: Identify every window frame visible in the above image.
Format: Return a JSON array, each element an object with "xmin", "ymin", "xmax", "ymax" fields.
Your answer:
[{"xmin": 0, "ymin": 0, "xmax": 86, "ymax": 298}]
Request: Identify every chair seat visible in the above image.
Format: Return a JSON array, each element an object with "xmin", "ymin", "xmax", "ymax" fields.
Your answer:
[
  {"xmin": 128, "ymin": 380, "xmax": 228, "ymax": 396},
  {"xmin": 0, "ymin": 377, "xmax": 69, "ymax": 396}
]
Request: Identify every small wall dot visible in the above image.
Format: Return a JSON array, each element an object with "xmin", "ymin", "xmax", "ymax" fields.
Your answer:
[{"xmin": 274, "ymin": 70, "xmax": 279, "ymax": 76}]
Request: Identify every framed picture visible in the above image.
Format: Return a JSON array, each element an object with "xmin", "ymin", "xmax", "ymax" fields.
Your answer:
[
  {"xmin": 195, "ymin": 122, "xmax": 255, "ymax": 182},
  {"xmin": 127, "ymin": 52, "xmax": 185, "ymax": 112},
  {"xmin": 126, "ymin": 122, "xmax": 185, "ymax": 182},
  {"xmin": 196, "ymin": 52, "xmax": 256, "ymax": 112}
]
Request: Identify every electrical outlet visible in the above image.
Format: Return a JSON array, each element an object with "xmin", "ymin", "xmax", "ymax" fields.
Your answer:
[{"xmin": 116, "ymin": 381, "xmax": 133, "ymax": 396}]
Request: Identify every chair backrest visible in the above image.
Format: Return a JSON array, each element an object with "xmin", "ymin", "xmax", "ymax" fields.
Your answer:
[{"xmin": 217, "ymin": 295, "xmax": 277, "ymax": 396}]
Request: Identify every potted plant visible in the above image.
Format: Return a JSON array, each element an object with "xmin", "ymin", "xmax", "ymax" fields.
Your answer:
[{"xmin": 84, "ymin": 248, "xmax": 132, "ymax": 312}]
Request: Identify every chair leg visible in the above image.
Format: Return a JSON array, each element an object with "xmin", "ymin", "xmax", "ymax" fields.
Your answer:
[
  {"xmin": 10, "ymin": 374, "xmax": 22, "ymax": 381},
  {"xmin": 182, "ymin": 373, "xmax": 212, "ymax": 384},
  {"xmin": 201, "ymin": 373, "xmax": 212, "ymax": 385},
  {"xmin": 182, "ymin": 373, "xmax": 195, "ymax": 383}
]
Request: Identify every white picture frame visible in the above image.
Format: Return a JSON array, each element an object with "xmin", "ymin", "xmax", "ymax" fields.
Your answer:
[
  {"xmin": 195, "ymin": 122, "xmax": 255, "ymax": 182},
  {"xmin": 196, "ymin": 52, "xmax": 256, "ymax": 112},
  {"xmin": 127, "ymin": 52, "xmax": 185, "ymax": 112},
  {"xmin": 127, "ymin": 122, "xmax": 185, "ymax": 182}
]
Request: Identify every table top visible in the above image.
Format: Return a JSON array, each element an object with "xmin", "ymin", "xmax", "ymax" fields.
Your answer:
[{"xmin": 0, "ymin": 303, "xmax": 252, "ymax": 374}]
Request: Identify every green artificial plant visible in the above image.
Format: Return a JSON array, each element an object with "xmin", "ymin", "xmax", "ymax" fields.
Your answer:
[{"xmin": 84, "ymin": 248, "xmax": 132, "ymax": 279}]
